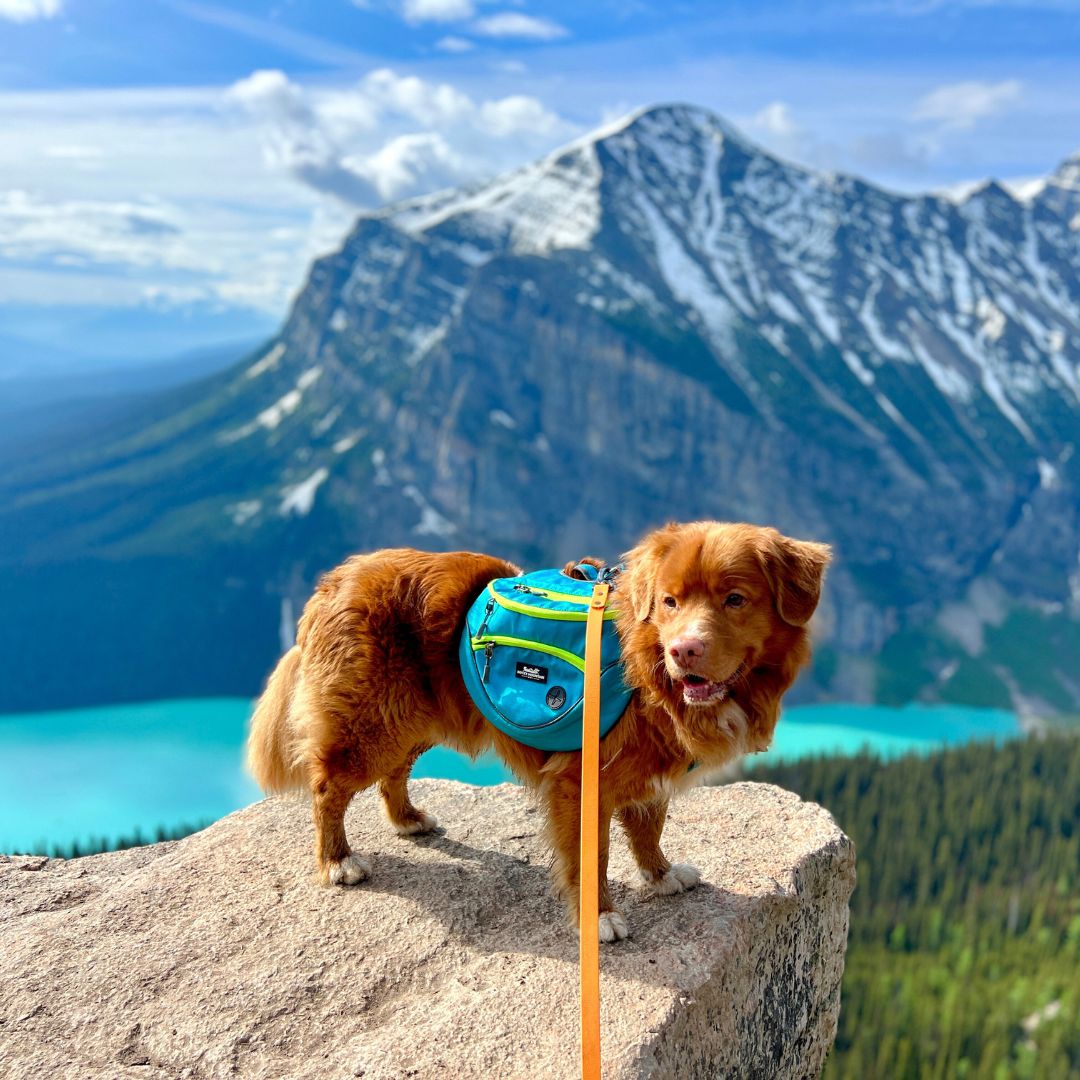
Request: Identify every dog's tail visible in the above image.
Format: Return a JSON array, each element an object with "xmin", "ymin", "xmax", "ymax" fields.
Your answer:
[{"xmin": 247, "ymin": 645, "xmax": 306, "ymax": 793}]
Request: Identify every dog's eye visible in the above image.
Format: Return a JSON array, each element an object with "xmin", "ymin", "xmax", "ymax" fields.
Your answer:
[
  {"xmin": 662, "ymin": 595, "xmax": 678, "ymax": 609},
  {"xmin": 725, "ymin": 593, "xmax": 747, "ymax": 608}
]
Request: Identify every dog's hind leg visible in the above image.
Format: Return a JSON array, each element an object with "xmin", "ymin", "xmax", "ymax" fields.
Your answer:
[
  {"xmin": 618, "ymin": 798, "xmax": 700, "ymax": 897},
  {"xmin": 379, "ymin": 744, "xmax": 439, "ymax": 836},
  {"xmin": 312, "ymin": 764, "xmax": 372, "ymax": 886}
]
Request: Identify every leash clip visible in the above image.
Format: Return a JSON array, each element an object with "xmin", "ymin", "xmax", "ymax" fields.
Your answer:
[{"xmin": 598, "ymin": 562, "xmax": 625, "ymax": 587}]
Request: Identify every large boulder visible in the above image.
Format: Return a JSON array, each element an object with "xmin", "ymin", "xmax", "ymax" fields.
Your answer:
[{"xmin": 0, "ymin": 780, "xmax": 854, "ymax": 1078}]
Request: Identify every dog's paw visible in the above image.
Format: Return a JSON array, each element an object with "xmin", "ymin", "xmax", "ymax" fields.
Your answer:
[
  {"xmin": 643, "ymin": 862, "xmax": 701, "ymax": 896},
  {"xmin": 598, "ymin": 911, "xmax": 630, "ymax": 943},
  {"xmin": 327, "ymin": 853, "xmax": 372, "ymax": 886},
  {"xmin": 392, "ymin": 810, "xmax": 439, "ymax": 836}
]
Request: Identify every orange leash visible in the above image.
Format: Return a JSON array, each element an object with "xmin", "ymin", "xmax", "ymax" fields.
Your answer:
[{"xmin": 579, "ymin": 580, "xmax": 609, "ymax": 1080}]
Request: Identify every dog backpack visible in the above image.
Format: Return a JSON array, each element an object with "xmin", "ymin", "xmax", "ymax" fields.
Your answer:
[{"xmin": 458, "ymin": 565, "xmax": 633, "ymax": 752}]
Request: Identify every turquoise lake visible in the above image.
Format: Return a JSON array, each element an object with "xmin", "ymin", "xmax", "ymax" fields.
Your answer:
[{"xmin": 0, "ymin": 698, "xmax": 1020, "ymax": 854}]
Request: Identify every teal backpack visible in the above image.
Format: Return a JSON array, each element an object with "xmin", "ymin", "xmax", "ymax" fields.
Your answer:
[{"xmin": 458, "ymin": 564, "xmax": 633, "ymax": 752}]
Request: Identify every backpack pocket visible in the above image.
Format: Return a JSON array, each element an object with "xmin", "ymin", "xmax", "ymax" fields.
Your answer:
[{"xmin": 470, "ymin": 636, "xmax": 583, "ymax": 732}]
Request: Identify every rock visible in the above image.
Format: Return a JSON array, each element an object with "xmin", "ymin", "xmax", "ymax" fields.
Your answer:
[{"xmin": 0, "ymin": 780, "xmax": 854, "ymax": 1079}]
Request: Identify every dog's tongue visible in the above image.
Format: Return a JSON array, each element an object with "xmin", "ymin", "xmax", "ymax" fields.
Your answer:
[{"xmin": 681, "ymin": 675, "xmax": 727, "ymax": 703}]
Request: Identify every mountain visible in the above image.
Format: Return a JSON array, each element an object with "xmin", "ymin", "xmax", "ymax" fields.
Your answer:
[{"xmin": 2, "ymin": 104, "xmax": 1078, "ymax": 715}]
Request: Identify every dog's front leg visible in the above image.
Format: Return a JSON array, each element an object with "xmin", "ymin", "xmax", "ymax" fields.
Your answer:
[
  {"xmin": 618, "ymin": 798, "xmax": 701, "ymax": 897},
  {"xmin": 543, "ymin": 774, "xmax": 628, "ymax": 943}
]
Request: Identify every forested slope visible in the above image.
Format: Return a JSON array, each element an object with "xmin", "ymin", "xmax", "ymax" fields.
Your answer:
[{"xmin": 753, "ymin": 735, "xmax": 1080, "ymax": 1078}]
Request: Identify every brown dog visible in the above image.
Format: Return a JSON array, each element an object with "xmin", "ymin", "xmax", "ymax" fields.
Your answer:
[{"xmin": 247, "ymin": 521, "xmax": 830, "ymax": 941}]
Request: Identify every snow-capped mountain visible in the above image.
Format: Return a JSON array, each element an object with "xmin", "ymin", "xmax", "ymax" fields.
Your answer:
[{"xmin": 2, "ymin": 104, "xmax": 1079, "ymax": 716}]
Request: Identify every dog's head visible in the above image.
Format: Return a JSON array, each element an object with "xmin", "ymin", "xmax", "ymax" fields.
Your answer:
[{"xmin": 618, "ymin": 521, "xmax": 830, "ymax": 748}]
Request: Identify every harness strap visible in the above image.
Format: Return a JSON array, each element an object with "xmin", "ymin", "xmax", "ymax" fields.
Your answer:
[{"xmin": 579, "ymin": 580, "xmax": 608, "ymax": 1080}]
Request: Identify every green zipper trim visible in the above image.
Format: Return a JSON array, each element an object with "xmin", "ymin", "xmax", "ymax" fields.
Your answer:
[
  {"xmin": 521, "ymin": 584, "xmax": 592, "ymax": 604},
  {"xmin": 487, "ymin": 583, "xmax": 619, "ymax": 621},
  {"xmin": 472, "ymin": 634, "xmax": 585, "ymax": 672}
]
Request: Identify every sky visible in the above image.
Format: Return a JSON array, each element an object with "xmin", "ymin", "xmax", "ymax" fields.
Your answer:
[{"xmin": 1, "ymin": 0, "xmax": 1079, "ymax": 366}]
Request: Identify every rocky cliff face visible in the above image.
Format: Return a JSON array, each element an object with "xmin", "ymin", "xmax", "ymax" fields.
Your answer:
[
  {"xmin": 0, "ymin": 780, "xmax": 855, "ymax": 1079},
  {"xmin": 2, "ymin": 104, "xmax": 1078, "ymax": 713}
]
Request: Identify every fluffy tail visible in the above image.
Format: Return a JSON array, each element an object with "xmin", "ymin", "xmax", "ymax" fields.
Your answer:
[{"xmin": 247, "ymin": 646, "xmax": 306, "ymax": 793}]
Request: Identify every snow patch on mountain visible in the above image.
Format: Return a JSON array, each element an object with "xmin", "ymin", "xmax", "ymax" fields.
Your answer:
[
  {"xmin": 333, "ymin": 431, "xmax": 363, "ymax": 454},
  {"xmin": 228, "ymin": 500, "xmax": 261, "ymax": 526},
  {"xmin": 1038, "ymin": 459, "xmax": 1059, "ymax": 489},
  {"xmin": 976, "ymin": 298, "xmax": 1007, "ymax": 342},
  {"xmin": 313, "ymin": 405, "xmax": 343, "ymax": 437},
  {"xmin": 371, "ymin": 448, "xmax": 391, "ymax": 486},
  {"xmin": 245, "ymin": 342, "xmax": 285, "ymax": 380},
  {"xmin": 280, "ymin": 467, "xmax": 329, "ymax": 517},
  {"xmin": 402, "ymin": 485, "xmax": 456, "ymax": 537},
  {"xmin": 405, "ymin": 320, "xmax": 450, "ymax": 367}
]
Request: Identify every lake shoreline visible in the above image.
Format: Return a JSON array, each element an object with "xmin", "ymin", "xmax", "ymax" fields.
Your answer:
[{"xmin": 1, "ymin": 698, "xmax": 1022, "ymax": 855}]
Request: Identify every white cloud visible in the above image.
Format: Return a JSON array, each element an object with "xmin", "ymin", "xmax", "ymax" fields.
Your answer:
[
  {"xmin": 225, "ymin": 67, "xmax": 575, "ymax": 205},
  {"xmin": 402, "ymin": 0, "xmax": 474, "ymax": 23},
  {"xmin": 435, "ymin": 34, "xmax": 475, "ymax": 52},
  {"xmin": 0, "ymin": 70, "xmax": 575, "ymax": 315},
  {"xmin": 0, "ymin": 0, "xmax": 60, "ymax": 22},
  {"xmin": 360, "ymin": 67, "xmax": 475, "ymax": 125},
  {"xmin": 740, "ymin": 100, "xmax": 818, "ymax": 162},
  {"xmin": 227, "ymin": 70, "xmax": 380, "ymax": 205},
  {"xmin": 0, "ymin": 190, "xmax": 182, "ymax": 268},
  {"xmin": 749, "ymin": 101, "xmax": 800, "ymax": 140},
  {"xmin": 912, "ymin": 79, "xmax": 1023, "ymax": 131},
  {"xmin": 0, "ymin": 85, "xmax": 358, "ymax": 314},
  {"xmin": 471, "ymin": 12, "xmax": 569, "ymax": 40},
  {"xmin": 0, "ymin": 186, "xmax": 350, "ymax": 313},
  {"xmin": 479, "ymin": 95, "xmax": 561, "ymax": 137},
  {"xmin": 347, "ymin": 133, "xmax": 467, "ymax": 199}
]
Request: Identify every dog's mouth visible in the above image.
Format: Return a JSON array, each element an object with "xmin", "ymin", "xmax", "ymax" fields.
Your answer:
[{"xmin": 677, "ymin": 665, "xmax": 745, "ymax": 706}]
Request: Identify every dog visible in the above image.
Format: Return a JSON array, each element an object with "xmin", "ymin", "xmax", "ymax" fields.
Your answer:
[{"xmin": 247, "ymin": 521, "xmax": 830, "ymax": 942}]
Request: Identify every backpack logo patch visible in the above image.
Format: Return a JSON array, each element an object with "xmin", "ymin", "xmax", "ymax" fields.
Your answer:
[
  {"xmin": 515, "ymin": 662, "xmax": 548, "ymax": 684},
  {"xmin": 546, "ymin": 686, "xmax": 567, "ymax": 711}
]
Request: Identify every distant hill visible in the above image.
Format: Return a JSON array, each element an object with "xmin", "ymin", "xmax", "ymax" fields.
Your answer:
[
  {"xmin": 0, "ymin": 302, "xmax": 277, "ymax": 382},
  {"xmin": 0, "ymin": 341, "xmax": 261, "ymax": 452},
  {"xmin": 1, "ymin": 103, "xmax": 1078, "ymax": 713}
]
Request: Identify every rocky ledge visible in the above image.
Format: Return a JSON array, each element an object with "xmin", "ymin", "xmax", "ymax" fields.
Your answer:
[{"xmin": 0, "ymin": 780, "xmax": 854, "ymax": 1079}]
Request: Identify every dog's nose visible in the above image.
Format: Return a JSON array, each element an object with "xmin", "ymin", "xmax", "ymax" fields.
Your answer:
[{"xmin": 668, "ymin": 637, "xmax": 705, "ymax": 668}]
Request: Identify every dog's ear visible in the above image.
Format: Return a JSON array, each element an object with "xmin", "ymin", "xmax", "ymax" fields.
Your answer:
[
  {"xmin": 622, "ymin": 523, "xmax": 682, "ymax": 622},
  {"xmin": 757, "ymin": 530, "xmax": 832, "ymax": 626}
]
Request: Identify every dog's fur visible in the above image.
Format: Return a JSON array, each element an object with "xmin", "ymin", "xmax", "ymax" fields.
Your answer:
[{"xmin": 248, "ymin": 521, "xmax": 830, "ymax": 941}]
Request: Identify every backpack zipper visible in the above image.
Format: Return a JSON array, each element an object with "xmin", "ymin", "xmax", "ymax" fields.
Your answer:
[
  {"xmin": 471, "ymin": 634, "xmax": 586, "ymax": 673},
  {"xmin": 512, "ymin": 583, "xmax": 591, "ymax": 604},
  {"xmin": 476, "ymin": 597, "xmax": 496, "ymax": 638},
  {"xmin": 482, "ymin": 641, "xmax": 494, "ymax": 682},
  {"xmin": 493, "ymin": 583, "xmax": 619, "ymax": 621}
]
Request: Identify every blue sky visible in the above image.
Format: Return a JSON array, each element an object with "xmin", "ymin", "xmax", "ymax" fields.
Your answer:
[{"xmin": 1, "ymin": 0, "xmax": 1079, "ymax": 362}]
